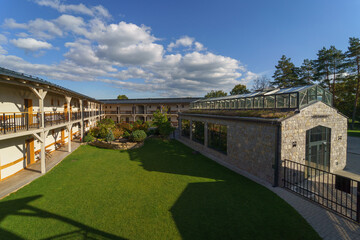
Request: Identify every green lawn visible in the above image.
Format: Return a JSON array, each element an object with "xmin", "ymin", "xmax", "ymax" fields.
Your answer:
[
  {"xmin": 0, "ymin": 138, "xmax": 320, "ymax": 240},
  {"xmin": 348, "ymin": 129, "xmax": 360, "ymax": 137}
]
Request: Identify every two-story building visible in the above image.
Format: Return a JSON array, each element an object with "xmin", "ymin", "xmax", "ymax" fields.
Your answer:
[
  {"xmin": 0, "ymin": 67, "xmax": 104, "ymax": 180},
  {"xmin": 100, "ymin": 98, "xmax": 200, "ymax": 127}
]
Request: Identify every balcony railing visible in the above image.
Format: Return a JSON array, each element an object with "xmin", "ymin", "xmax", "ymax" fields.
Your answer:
[
  {"xmin": 71, "ymin": 111, "xmax": 81, "ymax": 121},
  {"xmin": 0, "ymin": 112, "xmax": 40, "ymax": 134},
  {"xmin": 44, "ymin": 112, "xmax": 67, "ymax": 127}
]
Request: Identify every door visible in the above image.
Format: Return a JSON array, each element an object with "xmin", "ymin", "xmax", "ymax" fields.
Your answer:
[
  {"xmin": 305, "ymin": 126, "xmax": 331, "ymax": 175},
  {"xmin": 24, "ymin": 99, "xmax": 33, "ymax": 125},
  {"xmin": 25, "ymin": 138, "xmax": 35, "ymax": 165}
]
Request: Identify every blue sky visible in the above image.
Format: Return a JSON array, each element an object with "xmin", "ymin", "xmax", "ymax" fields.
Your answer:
[{"xmin": 0, "ymin": 0, "xmax": 359, "ymax": 99}]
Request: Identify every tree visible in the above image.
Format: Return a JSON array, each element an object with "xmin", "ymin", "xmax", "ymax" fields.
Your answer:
[
  {"xmin": 298, "ymin": 59, "xmax": 315, "ymax": 85},
  {"xmin": 314, "ymin": 46, "xmax": 345, "ymax": 104},
  {"xmin": 204, "ymin": 90, "xmax": 227, "ymax": 98},
  {"xmin": 117, "ymin": 95, "xmax": 128, "ymax": 99},
  {"xmin": 230, "ymin": 84, "xmax": 250, "ymax": 95},
  {"xmin": 346, "ymin": 37, "xmax": 360, "ymax": 129},
  {"xmin": 252, "ymin": 75, "xmax": 272, "ymax": 91},
  {"xmin": 271, "ymin": 55, "xmax": 300, "ymax": 88}
]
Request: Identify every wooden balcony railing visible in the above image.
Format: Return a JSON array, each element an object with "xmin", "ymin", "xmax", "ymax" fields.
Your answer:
[{"xmin": 0, "ymin": 112, "xmax": 40, "ymax": 134}]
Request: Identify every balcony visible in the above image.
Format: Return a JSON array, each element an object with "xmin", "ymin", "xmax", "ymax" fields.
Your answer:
[
  {"xmin": 44, "ymin": 112, "xmax": 67, "ymax": 127},
  {"xmin": 0, "ymin": 112, "xmax": 40, "ymax": 134}
]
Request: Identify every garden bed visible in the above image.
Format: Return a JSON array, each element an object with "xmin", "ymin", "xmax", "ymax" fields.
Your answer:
[{"xmin": 88, "ymin": 138, "xmax": 144, "ymax": 150}]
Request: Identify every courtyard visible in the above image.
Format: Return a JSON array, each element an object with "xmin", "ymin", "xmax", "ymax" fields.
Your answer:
[{"xmin": 0, "ymin": 138, "xmax": 320, "ymax": 240}]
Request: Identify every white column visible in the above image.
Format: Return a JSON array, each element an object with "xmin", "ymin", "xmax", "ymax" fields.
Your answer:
[
  {"xmin": 40, "ymin": 131, "xmax": 46, "ymax": 174},
  {"xmin": 79, "ymin": 99, "xmax": 84, "ymax": 140},
  {"xmin": 65, "ymin": 96, "xmax": 72, "ymax": 122},
  {"xmin": 67, "ymin": 125, "xmax": 72, "ymax": 152}
]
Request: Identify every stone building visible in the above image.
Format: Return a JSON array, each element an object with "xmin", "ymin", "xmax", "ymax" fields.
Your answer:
[
  {"xmin": 178, "ymin": 85, "xmax": 347, "ymax": 186},
  {"xmin": 100, "ymin": 98, "xmax": 200, "ymax": 127}
]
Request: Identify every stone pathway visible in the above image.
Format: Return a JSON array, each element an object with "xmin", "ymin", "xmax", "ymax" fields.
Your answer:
[{"xmin": 0, "ymin": 140, "xmax": 81, "ymax": 200}]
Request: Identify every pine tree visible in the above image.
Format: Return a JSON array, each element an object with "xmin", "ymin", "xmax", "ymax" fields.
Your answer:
[
  {"xmin": 298, "ymin": 59, "xmax": 315, "ymax": 85},
  {"xmin": 346, "ymin": 37, "xmax": 360, "ymax": 129},
  {"xmin": 271, "ymin": 55, "xmax": 300, "ymax": 88},
  {"xmin": 314, "ymin": 46, "xmax": 345, "ymax": 104}
]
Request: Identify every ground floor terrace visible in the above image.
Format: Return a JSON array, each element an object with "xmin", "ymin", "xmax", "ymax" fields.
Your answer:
[{"xmin": 0, "ymin": 138, "xmax": 321, "ymax": 240}]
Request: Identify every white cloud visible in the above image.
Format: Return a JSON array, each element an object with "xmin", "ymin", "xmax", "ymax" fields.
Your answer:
[
  {"xmin": 10, "ymin": 38, "xmax": 53, "ymax": 51},
  {"xmin": 0, "ymin": 1, "xmax": 252, "ymax": 97},
  {"xmin": 34, "ymin": 0, "xmax": 111, "ymax": 18}
]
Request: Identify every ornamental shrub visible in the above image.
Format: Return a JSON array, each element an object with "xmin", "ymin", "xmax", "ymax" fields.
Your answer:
[
  {"xmin": 158, "ymin": 121, "xmax": 175, "ymax": 137},
  {"xmin": 130, "ymin": 130, "xmax": 147, "ymax": 142},
  {"xmin": 113, "ymin": 128, "xmax": 124, "ymax": 139},
  {"xmin": 123, "ymin": 130, "xmax": 131, "ymax": 138},
  {"xmin": 105, "ymin": 129, "xmax": 115, "ymax": 142},
  {"xmin": 84, "ymin": 134, "xmax": 95, "ymax": 142}
]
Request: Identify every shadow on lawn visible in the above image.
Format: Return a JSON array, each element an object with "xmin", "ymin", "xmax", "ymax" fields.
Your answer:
[
  {"xmin": 128, "ymin": 139, "xmax": 237, "ymax": 181},
  {"xmin": 0, "ymin": 195, "xmax": 126, "ymax": 240}
]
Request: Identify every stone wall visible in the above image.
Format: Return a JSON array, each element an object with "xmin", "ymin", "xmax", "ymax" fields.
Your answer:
[
  {"xmin": 178, "ymin": 114, "xmax": 278, "ymax": 185},
  {"xmin": 281, "ymin": 101, "xmax": 348, "ymax": 172}
]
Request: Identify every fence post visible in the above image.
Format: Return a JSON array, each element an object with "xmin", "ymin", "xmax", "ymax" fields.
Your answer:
[
  {"xmin": 3, "ymin": 113, "xmax": 6, "ymax": 134},
  {"xmin": 357, "ymin": 182, "xmax": 360, "ymax": 223},
  {"xmin": 13, "ymin": 113, "xmax": 16, "ymax": 133}
]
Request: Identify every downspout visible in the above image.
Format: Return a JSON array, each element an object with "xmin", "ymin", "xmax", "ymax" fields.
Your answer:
[{"xmin": 273, "ymin": 122, "xmax": 282, "ymax": 187}]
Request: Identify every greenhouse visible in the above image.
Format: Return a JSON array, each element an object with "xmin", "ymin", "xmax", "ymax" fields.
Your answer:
[{"xmin": 190, "ymin": 84, "xmax": 333, "ymax": 110}]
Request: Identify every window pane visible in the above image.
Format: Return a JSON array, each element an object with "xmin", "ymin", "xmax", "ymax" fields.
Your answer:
[
  {"xmin": 246, "ymin": 98, "xmax": 253, "ymax": 108},
  {"xmin": 181, "ymin": 120, "xmax": 190, "ymax": 138},
  {"xmin": 265, "ymin": 96, "xmax": 275, "ymax": 108},
  {"xmin": 308, "ymin": 87, "xmax": 317, "ymax": 103},
  {"xmin": 208, "ymin": 123, "xmax": 227, "ymax": 154},
  {"xmin": 192, "ymin": 121, "xmax": 204, "ymax": 144},
  {"xmin": 290, "ymin": 93, "xmax": 297, "ymax": 108}
]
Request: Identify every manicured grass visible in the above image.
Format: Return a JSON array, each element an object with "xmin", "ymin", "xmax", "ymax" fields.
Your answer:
[
  {"xmin": 348, "ymin": 129, "xmax": 360, "ymax": 137},
  {"xmin": 0, "ymin": 138, "xmax": 320, "ymax": 240}
]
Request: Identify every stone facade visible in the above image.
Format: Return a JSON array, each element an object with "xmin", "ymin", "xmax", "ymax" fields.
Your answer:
[
  {"xmin": 281, "ymin": 101, "xmax": 347, "ymax": 172},
  {"xmin": 178, "ymin": 101, "xmax": 347, "ymax": 186},
  {"xmin": 179, "ymin": 114, "xmax": 279, "ymax": 185}
]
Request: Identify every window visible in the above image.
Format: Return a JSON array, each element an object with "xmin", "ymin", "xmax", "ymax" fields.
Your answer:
[
  {"xmin": 192, "ymin": 121, "xmax": 204, "ymax": 144},
  {"xmin": 181, "ymin": 120, "xmax": 190, "ymax": 138},
  {"xmin": 290, "ymin": 93, "xmax": 297, "ymax": 108},
  {"xmin": 264, "ymin": 96, "xmax": 275, "ymax": 108},
  {"xmin": 245, "ymin": 98, "xmax": 252, "ymax": 109},
  {"xmin": 276, "ymin": 94, "xmax": 289, "ymax": 108},
  {"xmin": 208, "ymin": 123, "xmax": 227, "ymax": 154}
]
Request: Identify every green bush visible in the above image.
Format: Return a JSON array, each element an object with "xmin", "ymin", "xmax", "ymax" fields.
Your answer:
[
  {"xmin": 158, "ymin": 121, "xmax": 175, "ymax": 137},
  {"xmin": 130, "ymin": 130, "xmax": 147, "ymax": 142},
  {"xmin": 84, "ymin": 134, "xmax": 95, "ymax": 142},
  {"xmin": 123, "ymin": 130, "xmax": 131, "ymax": 138},
  {"xmin": 106, "ymin": 129, "xmax": 115, "ymax": 142}
]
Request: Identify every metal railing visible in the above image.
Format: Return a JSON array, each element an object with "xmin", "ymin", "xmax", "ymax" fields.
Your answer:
[
  {"xmin": 283, "ymin": 159, "xmax": 359, "ymax": 222},
  {"xmin": 0, "ymin": 112, "xmax": 40, "ymax": 134}
]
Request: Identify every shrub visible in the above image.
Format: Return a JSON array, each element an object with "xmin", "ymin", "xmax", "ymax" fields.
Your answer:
[
  {"xmin": 132, "ymin": 120, "xmax": 150, "ymax": 132},
  {"xmin": 116, "ymin": 122, "xmax": 133, "ymax": 133},
  {"xmin": 106, "ymin": 129, "xmax": 115, "ymax": 142},
  {"xmin": 130, "ymin": 130, "xmax": 147, "ymax": 142},
  {"xmin": 158, "ymin": 121, "xmax": 175, "ymax": 137},
  {"xmin": 84, "ymin": 134, "xmax": 95, "ymax": 142},
  {"xmin": 113, "ymin": 128, "xmax": 124, "ymax": 139},
  {"xmin": 123, "ymin": 130, "xmax": 131, "ymax": 138}
]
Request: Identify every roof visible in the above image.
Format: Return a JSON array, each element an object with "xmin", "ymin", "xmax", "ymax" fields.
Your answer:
[
  {"xmin": 194, "ymin": 85, "xmax": 315, "ymax": 102},
  {"xmin": 99, "ymin": 97, "xmax": 201, "ymax": 104},
  {"xmin": 0, "ymin": 67, "xmax": 102, "ymax": 103}
]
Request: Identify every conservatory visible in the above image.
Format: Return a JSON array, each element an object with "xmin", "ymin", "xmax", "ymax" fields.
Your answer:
[{"xmin": 190, "ymin": 85, "xmax": 333, "ymax": 110}]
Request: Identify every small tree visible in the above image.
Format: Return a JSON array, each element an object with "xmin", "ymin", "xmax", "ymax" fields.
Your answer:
[
  {"xmin": 204, "ymin": 90, "xmax": 227, "ymax": 98},
  {"xmin": 152, "ymin": 109, "xmax": 175, "ymax": 138},
  {"xmin": 117, "ymin": 95, "xmax": 128, "ymax": 99},
  {"xmin": 252, "ymin": 75, "xmax": 272, "ymax": 91},
  {"xmin": 230, "ymin": 84, "xmax": 250, "ymax": 95}
]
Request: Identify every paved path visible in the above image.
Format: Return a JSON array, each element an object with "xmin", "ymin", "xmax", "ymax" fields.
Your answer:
[{"xmin": 0, "ymin": 141, "xmax": 81, "ymax": 200}]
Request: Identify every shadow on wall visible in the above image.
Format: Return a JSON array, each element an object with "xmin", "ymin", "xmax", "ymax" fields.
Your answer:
[{"xmin": 0, "ymin": 195, "xmax": 126, "ymax": 240}]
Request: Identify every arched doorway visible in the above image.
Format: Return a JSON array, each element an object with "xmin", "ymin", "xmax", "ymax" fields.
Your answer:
[{"xmin": 305, "ymin": 125, "xmax": 331, "ymax": 172}]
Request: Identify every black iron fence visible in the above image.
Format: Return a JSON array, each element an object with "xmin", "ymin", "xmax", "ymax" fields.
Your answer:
[
  {"xmin": 283, "ymin": 159, "xmax": 359, "ymax": 222},
  {"xmin": 44, "ymin": 112, "xmax": 67, "ymax": 127},
  {"xmin": 0, "ymin": 112, "xmax": 40, "ymax": 134}
]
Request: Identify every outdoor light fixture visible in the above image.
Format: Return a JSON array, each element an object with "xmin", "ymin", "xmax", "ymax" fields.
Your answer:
[
  {"xmin": 338, "ymin": 136, "xmax": 342, "ymax": 140},
  {"xmin": 292, "ymin": 141, "xmax": 297, "ymax": 147}
]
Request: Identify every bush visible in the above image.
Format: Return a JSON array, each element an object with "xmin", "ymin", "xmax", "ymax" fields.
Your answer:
[
  {"xmin": 132, "ymin": 120, "xmax": 150, "ymax": 132},
  {"xmin": 84, "ymin": 134, "xmax": 95, "ymax": 142},
  {"xmin": 116, "ymin": 122, "xmax": 133, "ymax": 133},
  {"xmin": 106, "ymin": 129, "xmax": 115, "ymax": 142},
  {"xmin": 158, "ymin": 121, "xmax": 175, "ymax": 137},
  {"xmin": 113, "ymin": 128, "xmax": 124, "ymax": 139},
  {"xmin": 130, "ymin": 130, "xmax": 147, "ymax": 142},
  {"xmin": 123, "ymin": 130, "xmax": 131, "ymax": 138}
]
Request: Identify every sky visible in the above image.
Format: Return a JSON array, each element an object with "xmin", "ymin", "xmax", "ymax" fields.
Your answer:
[{"xmin": 0, "ymin": 0, "xmax": 360, "ymax": 99}]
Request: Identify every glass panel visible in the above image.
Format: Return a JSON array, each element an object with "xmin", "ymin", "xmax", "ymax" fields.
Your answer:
[
  {"xmin": 192, "ymin": 121, "xmax": 204, "ymax": 144},
  {"xmin": 246, "ymin": 98, "xmax": 253, "ymax": 108},
  {"xmin": 225, "ymin": 100, "xmax": 230, "ymax": 109},
  {"xmin": 208, "ymin": 123, "xmax": 227, "ymax": 154},
  {"xmin": 308, "ymin": 87, "xmax": 317, "ymax": 103},
  {"xmin": 290, "ymin": 93, "xmax": 297, "ymax": 108},
  {"xmin": 240, "ymin": 99, "xmax": 245, "ymax": 108},
  {"xmin": 317, "ymin": 87, "xmax": 324, "ymax": 101},
  {"xmin": 276, "ymin": 94, "xmax": 289, "ymax": 108},
  {"xmin": 181, "ymin": 119, "xmax": 190, "ymax": 138},
  {"xmin": 264, "ymin": 96, "xmax": 275, "ymax": 108},
  {"xmin": 299, "ymin": 90, "xmax": 308, "ymax": 107}
]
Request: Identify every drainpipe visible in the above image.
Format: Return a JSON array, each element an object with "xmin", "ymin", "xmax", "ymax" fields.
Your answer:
[{"xmin": 273, "ymin": 123, "xmax": 281, "ymax": 187}]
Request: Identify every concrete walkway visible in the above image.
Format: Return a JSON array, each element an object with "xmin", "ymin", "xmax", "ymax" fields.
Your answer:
[{"xmin": 0, "ymin": 140, "xmax": 81, "ymax": 200}]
